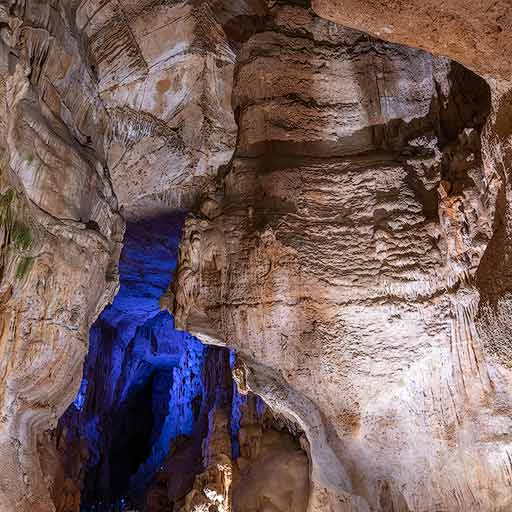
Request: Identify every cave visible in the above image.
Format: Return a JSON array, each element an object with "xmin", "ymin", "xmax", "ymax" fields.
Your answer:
[
  {"xmin": 1, "ymin": 1, "xmax": 512, "ymax": 512},
  {"xmin": 55, "ymin": 213, "xmax": 307, "ymax": 511},
  {"xmin": 55, "ymin": 213, "xmax": 222, "ymax": 510}
]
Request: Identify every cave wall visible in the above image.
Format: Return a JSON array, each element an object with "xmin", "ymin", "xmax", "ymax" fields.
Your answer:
[
  {"xmin": 77, "ymin": 0, "xmax": 253, "ymax": 217},
  {"xmin": 166, "ymin": 3, "xmax": 512, "ymax": 511},
  {"xmin": 0, "ymin": 0, "xmax": 511, "ymax": 511},
  {"xmin": 0, "ymin": 2, "xmax": 123, "ymax": 510},
  {"xmin": 0, "ymin": 1, "xmax": 241, "ymax": 509},
  {"xmin": 53, "ymin": 213, "xmax": 229, "ymax": 510},
  {"xmin": 310, "ymin": 0, "xmax": 512, "ymax": 80},
  {"xmin": 54, "ymin": 212, "xmax": 309, "ymax": 512},
  {"xmin": 57, "ymin": 311, "xmax": 232, "ymax": 511}
]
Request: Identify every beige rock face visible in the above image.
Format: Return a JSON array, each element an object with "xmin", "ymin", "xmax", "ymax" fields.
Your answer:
[
  {"xmin": 166, "ymin": 4, "xmax": 512, "ymax": 511},
  {"xmin": 0, "ymin": 2, "xmax": 123, "ymax": 511},
  {"xmin": 1, "ymin": 1, "xmax": 512, "ymax": 512},
  {"xmin": 311, "ymin": 0, "xmax": 512, "ymax": 80},
  {"xmin": 79, "ymin": 0, "xmax": 240, "ymax": 217},
  {"xmin": 180, "ymin": 399, "xmax": 309, "ymax": 512},
  {"xmin": 0, "ymin": 2, "xmax": 248, "ymax": 510},
  {"xmin": 181, "ymin": 408, "xmax": 234, "ymax": 512},
  {"xmin": 233, "ymin": 406, "xmax": 309, "ymax": 512}
]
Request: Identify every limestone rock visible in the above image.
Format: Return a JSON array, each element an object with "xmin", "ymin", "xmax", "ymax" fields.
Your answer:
[
  {"xmin": 79, "ymin": 0, "xmax": 243, "ymax": 217},
  {"xmin": 2, "ymin": 1, "xmax": 512, "ymax": 512},
  {"xmin": 0, "ymin": 3, "xmax": 123, "ymax": 511},
  {"xmin": 180, "ymin": 393, "xmax": 310, "ymax": 512},
  {"xmin": 311, "ymin": 0, "xmax": 512, "ymax": 80},
  {"xmin": 168, "ymin": 4, "xmax": 512, "ymax": 511},
  {"xmin": 233, "ymin": 425, "xmax": 309, "ymax": 512}
]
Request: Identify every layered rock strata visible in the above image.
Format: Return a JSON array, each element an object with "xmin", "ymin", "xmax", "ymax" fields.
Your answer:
[
  {"xmin": 166, "ymin": 3, "xmax": 512, "ymax": 511},
  {"xmin": 0, "ymin": 1, "xmax": 245, "ymax": 510}
]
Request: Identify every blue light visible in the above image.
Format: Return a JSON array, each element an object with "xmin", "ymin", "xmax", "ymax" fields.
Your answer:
[
  {"xmin": 60, "ymin": 212, "xmax": 240, "ymax": 510},
  {"xmin": 73, "ymin": 377, "xmax": 88, "ymax": 410}
]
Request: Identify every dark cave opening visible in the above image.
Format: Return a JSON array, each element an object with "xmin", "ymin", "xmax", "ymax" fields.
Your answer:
[
  {"xmin": 108, "ymin": 369, "xmax": 157, "ymax": 500},
  {"xmin": 56, "ymin": 213, "xmax": 248, "ymax": 512}
]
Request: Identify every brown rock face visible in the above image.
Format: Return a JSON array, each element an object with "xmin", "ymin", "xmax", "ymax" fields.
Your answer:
[
  {"xmin": 311, "ymin": 0, "xmax": 512, "ymax": 80},
  {"xmin": 166, "ymin": 4, "xmax": 512, "ymax": 511},
  {"xmin": 233, "ymin": 410, "xmax": 309, "ymax": 512},
  {"xmin": 179, "ymin": 397, "xmax": 309, "ymax": 512},
  {"xmin": 79, "ymin": 0, "xmax": 248, "ymax": 217},
  {"xmin": 0, "ymin": 2, "xmax": 123, "ymax": 511},
  {"xmin": 0, "ymin": 1, "xmax": 241, "ymax": 509},
  {"xmin": 1, "ymin": 1, "xmax": 512, "ymax": 511}
]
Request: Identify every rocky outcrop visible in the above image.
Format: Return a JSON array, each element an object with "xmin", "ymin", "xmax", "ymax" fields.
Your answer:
[
  {"xmin": 232, "ymin": 392, "xmax": 309, "ymax": 512},
  {"xmin": 180, "ymin": 392, "xmax": 309, "ymax": 512},
  {"xmin": 166, "ymin": 4, "xmax": 512, "ymax": 511},
  {"xmin": 52, "ymin": 212, "xmax": 309, "ymax": 511},
  {"xmin": 181, "ymin": 408, "xmax": 234, "ymax": 512},
  {"xmin": 77, "ymin": 0, "xmax": 263, "ymax": 217},
  {"xmin": 311, "ymin": 0, "xmax": 512, "ymax": 80},
  {"xmin": 53, "ymin": 214, "xmax": 229, "ymax": 510},
  {"xmin": 0, "ymin": 2, "xmax": 251, "ymax": 510}
]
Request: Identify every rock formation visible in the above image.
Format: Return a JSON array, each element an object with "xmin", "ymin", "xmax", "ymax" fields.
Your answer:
[
  {"xmin": 81, "ymin": 0, "xmax": 239, "ymax": 216},
  {"xmin": 165, "ymin": 3, "xmax": 512, "ymax": 511},
  {"xmin": 311, "ymin": 0, "xmax": 512, "ymax": 80},
  {"xmin": 177, "ymin": 392, "xmax": 309, "ymax": 512},
  {"xmin": 0, "ymin": 0, "xmax": 511, "ymax": 511},
  {"xmin": 49, "ymin": 210, "xmax": 309, "ymax": 512},
  {"xmin": 0, "ymin": 2, "xmax": 123, "ymax": 511}
]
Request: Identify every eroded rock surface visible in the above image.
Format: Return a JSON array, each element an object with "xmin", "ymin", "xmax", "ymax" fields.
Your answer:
[
  {"xmin": 78, "ymin": 0, "xmax": 260, "ymax": 217},
  {"xmin": 179, "ymin": 394, "xmax": 309, "ymax": 512},
  {"xmin": 1, "ymin": 1, "xmax": 512, "ymax": 511},
  {"xmin": 311, "ymin": 0, "xmax": 512, "ymax": 80},
  {"xmin": 0, "ymin": 2, "xmax": 123, "ymax": 511},
  {"xmin": 166, "ymin": 4, "xmax": 512, "ymax": 511}
]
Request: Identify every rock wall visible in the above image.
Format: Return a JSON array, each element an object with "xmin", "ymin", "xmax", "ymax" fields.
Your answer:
[
  {"xmin": 76, "ymin": 0, "xmax": 265, "ymax": 217},
  {"xmin": 0, "ymin": 2, "xmax": 123, "ymax": 510},
  {"xmin": 52, "ymin": 213, "xmax": 227, "ymax": 510},
  {"xmin": 179, "ymin": 399, "xmax": 309, "ymax": 512},
  {"xmin": 1, "ymin": 1, "xmax": 512, "ymax": 511},
  {"xmin": 166, "ymin": 3, "xmax": 512, "ymax": 511},
  {"xmin": 311, "ymin": 0, "xmax": 512, "ymax": 80},
  {"xmin": 52, "ymin": 212, "xmax": 309, "ymax": 511},
  {"xmin": 0, "ymin": 1, "xmax": 249, "ymax": 510}
]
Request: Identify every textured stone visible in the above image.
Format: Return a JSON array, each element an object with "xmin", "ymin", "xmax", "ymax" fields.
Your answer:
[
  {"xmin": 166, "ymin": 4, "xmax": 512, "ymax": 511},
  {"xmin": 0, "ymin": 3, "xmax": 123, "ymax": 511},
  {"xmin": 1, "ymin": 1, "xmax": 512, "ymax": 511},
  {"xmin": 312, "ymin": 0, "xmax": 512, "ymax": 80},
  {"xmin": 80, "ymin": 0, "xmax": 245, "ymax": 217}
]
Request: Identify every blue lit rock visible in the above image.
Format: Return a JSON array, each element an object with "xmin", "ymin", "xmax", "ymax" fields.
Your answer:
[
  {"xmin": 55, "ymin": 212, "xmax": 303, "ymax": 511},
  {"xmin": 57, "ymin": 214, "xmax": 232, "ymax": 509}
]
